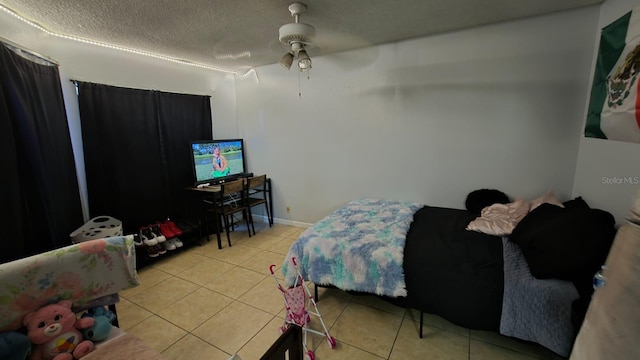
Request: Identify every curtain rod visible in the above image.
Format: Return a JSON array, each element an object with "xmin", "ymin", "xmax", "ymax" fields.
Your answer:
[{"xmin": 0, "ymin": 36, "xmax": 58, "ymax": 66}]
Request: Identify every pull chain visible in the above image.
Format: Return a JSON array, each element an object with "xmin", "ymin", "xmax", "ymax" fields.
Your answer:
[
  {"xmin": 298, "ymin": 70, "xmax": 310, "ymax": 99},
  {"xmin": 298, "ymin": 69, "xmax": 301, "ymax": 98}
]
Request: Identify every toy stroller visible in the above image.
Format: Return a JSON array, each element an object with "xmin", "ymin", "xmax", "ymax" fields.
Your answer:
[{"xmin": 270, "ymin": 257, "xmax": 336, "ymax": 360}]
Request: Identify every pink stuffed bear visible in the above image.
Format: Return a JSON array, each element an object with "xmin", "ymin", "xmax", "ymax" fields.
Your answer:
[{"xmin": 23, "ymin": 300, "xmax": 95, "ymax": 360}]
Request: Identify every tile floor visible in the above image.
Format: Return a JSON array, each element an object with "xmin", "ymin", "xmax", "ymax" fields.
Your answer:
[{"xmin": 118, "ymin": 222, "xmax": 567, "ymax": 360}]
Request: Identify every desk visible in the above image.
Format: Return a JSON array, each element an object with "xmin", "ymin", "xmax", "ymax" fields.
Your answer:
[{"xmin": 185, "ymin": 177, "xmax": 273, "ymax": 242}]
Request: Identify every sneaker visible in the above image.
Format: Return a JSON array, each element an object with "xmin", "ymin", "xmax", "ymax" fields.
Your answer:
[
  {"xmin": 165, "ymin": 218, "xmax": 183, "ymax": 236},
  {"xmin": 156, "ymin": 242, "xmax": 167, "ymax": 255},
  {"xmin": 173, "ymin": 237, "xmax": 183, "ymax": 248},
  {"xmin": 164, "ymin": 239, "xmax": 176, "ymax": 251},
  {"xmin": 158, "ymin": 221, "xmax": 176, "ymax": 239},
  {"xmin": 132, "ymin": 234, "xmax": 144, "ymax": 248},
  {"xmin": 149, "ymin": 224, "xmax": 166, "ymax": 243},
  {"xmin": 146, "ymin": 245, "xmax": 159, "ymax": 257},
  {"xmin": 140, "ymin": 227, "xmax": 158, "ymax": 246}
]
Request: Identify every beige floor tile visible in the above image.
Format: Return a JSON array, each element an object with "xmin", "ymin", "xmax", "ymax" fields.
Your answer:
[
  {"xmin": 332, "ymin": 302, "xmax": 403, "ymax": 358},
  {"xmin": 186, "ymin": 239, "xmax": 221, "ymax": 257},
  {"xmin": 120, "ymin": 267, "xmax": 171, "ymax": 298},
  {"xmin": 204, "ymin": 266, "xmax": 267, "ymax": 299},
  {"xmin": 228, "ymin": 232, "xmax": 251, "ymax": 246},
  {"xmin": 127, "ymin": 276, "xmax": 199, "ymax": 313},
  {"xmin": 250, "ymin": 219, "xmax": 271, "ymax": 230},
  {"xmin": 304, "ymin": 293, "xmax": 350, "ymax": 335},
  {"xmin": 126, "ymin": 315, "xmax": 187, "ymax": 353},
  {"xmin": 351, "ymin": 295, "xmax": 406, "ymax": 316},
  {"xmin": 390, "ymin": 319, "xmax": 469, "ymax": 360},
  {"xmin": 285, "ymin": 227, "xmax": 307, "ymax": 239},
  {"xmin": 230, "ymin": 228, "xmax": 254, "ymax": 246},
  {"xmin": 314, "ymin": 341, "xmax": 385, "ymax": 360},
  {"xmin": 204, "ymin": 223, "xmax": 253, "ymax": 246},
  {"xmin": 243, "ymin": 233, "xmax": 287, "ymax": 251},
  {"xmin": 158, "ymin": 287, "xmax": 233, "ymax": 331},
  {"xmin": 240, "ymin": 249, "xmax": 286, "ymax": 274},
  {"xmin": 162, "ymin": 334, "xmax": 231, "ymax": 360},
  {"xmin": 175, "ymin": 257, "xmax": 235, "ymax": 285},
  {"xmin": 260, "ymin": 224, "xmax": 300, "ymax": 238},
  {"xmin": 192, "ymin": 301, "xmax": 273, "ymax": 354},
  {"xmin": 239, "ymin": 276, "xmax": 286, "ymax": 315},
  {"xmin": 237, "ymin": 317, "xmax": 286, "ymax": 359},
  {"xmin": 209, "ymin": 244, "xmax": 264, "ymax": 265},
  {"xmin": 115, "ymin": 298, "xmax": 153, "ymax": 331},
  {"xmin": 470, "ymin": 339, "xmax": 542, "ymax": 360},
  {"xmin": 270, "ymin": 237, "xmax": 297, "ymax": 255},
  {"xmin": 470, "ymin": 329, "xmax": 551, "ymax": 358},
  {"xmin": 151, "ymin": 251, "xmax": 209, "ymax": 275},
  {"xmin": 406, "ymin": 309, "xmax": 471, "ymax": 337}
]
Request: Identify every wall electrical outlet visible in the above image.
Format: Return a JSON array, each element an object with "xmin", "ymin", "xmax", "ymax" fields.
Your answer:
[{"xmin": 286, "ymin": 205, "xmax": 291, "ymax": 213}]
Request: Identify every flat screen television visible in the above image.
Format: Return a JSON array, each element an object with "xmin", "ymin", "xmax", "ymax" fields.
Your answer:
[{"xmin": 189, "ymin": 139, "xmax": 247, "ymax": 186}]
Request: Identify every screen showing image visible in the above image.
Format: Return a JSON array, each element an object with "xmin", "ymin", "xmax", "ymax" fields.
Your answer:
[{"xmin": 190, "ymin": 139, "xmax": 246, "ymax": 185}]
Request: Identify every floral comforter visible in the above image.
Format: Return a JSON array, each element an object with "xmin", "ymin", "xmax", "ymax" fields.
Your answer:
[
  {"xmin": 282, "ymin": 198, "xmax": 423, "ymax": 297},
  {"xmin": 0, "ymin": 235, "xmax": 139, "ymax": 332}
]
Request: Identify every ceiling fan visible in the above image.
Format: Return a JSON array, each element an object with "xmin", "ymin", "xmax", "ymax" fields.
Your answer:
[{"xmin": 278, "ymin": 2, "xmax": 315, "ymax": 71}]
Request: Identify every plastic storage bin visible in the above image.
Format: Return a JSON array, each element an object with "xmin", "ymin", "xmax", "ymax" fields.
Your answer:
[{"xmin": 70, "ymin": 216, "xmax": 122, "ymax": 243}]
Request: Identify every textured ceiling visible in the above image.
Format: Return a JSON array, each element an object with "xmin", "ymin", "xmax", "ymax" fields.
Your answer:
[{"xmin": 0, "ymin": 0, "xmax": 602, "ymax": 73}]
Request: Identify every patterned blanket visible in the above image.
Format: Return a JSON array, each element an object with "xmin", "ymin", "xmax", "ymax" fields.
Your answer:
[
  {"xmin": 282, "ymin": 199, "xmax": 423, "ymax": 297},
  {"xmin": 500, "ymin": 238, "xmax": 579, "ymax": 356}
]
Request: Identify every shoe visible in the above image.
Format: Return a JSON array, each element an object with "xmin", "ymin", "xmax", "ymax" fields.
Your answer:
[
  {"xmin": 140, "ymin": 227, "xmax": 158, "ymax": 246},
  {"xmin": 146, "ymin": 245, "xmax": 159, "ymax": 257},
  {"xmin": 156, "ymin": 242, "xmax": 167, "ymax": 255},
  {"xmin": 173, "ymin": 237, "xmax": 183, "ymax": 248},
  {"xmin": 165, "ymin": 218, "xmax": 183, "ymax": 236},
  {"xmin": 149, "ymin": 224, "xmax": 166, "ymax": 243},
  {"xmin": 164, "ymin": 239, "xmax": 176, "ymax": 251},
  {"xmin": 158, "ymin": 221, "xmax": 176, "ymax": 239},
  {"xmin": 132, "ymin": 234, "xmax": 144, "ymax": 248}
]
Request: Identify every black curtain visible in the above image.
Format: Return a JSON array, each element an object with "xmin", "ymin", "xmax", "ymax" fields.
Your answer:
[
  {"xmin": 77, "ymin": 82, "xmax": 212, "ymax": 231},
  {"xmin": 0, "ymin": 44, "xmax": 84, "ymax": 263}
]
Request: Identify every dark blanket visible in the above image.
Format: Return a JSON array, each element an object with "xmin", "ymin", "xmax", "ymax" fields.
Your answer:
[{"xmin": 401, "ymin": 206, "xmax": 504, "ymax": 330}]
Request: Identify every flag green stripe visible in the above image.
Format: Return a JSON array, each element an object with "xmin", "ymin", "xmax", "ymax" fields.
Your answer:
[{"xmin": 585, "ymin": 11, "xmax": 632, "ymax": 139}]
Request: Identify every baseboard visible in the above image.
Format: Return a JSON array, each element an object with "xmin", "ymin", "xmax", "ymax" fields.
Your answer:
[
  {"xmin": 250, "ymin": 213, "xmax": 312, "ymax": 228},
  {"xmin": 274, "ymin": 218, "xmax": 313, "ymax": 228}
]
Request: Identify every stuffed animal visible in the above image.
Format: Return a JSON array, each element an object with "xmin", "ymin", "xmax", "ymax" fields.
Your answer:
[
  {"xmin": 0, "ymin": 331, "xmax": 31, "ymax": 360},
  {"xmin": 23, "ymin": 300, "xmax": 95, "ymax": 360},
  {"xmin": 79, "ymin": 316, "xmax": 112, "ymax": 343},
  {"xmin": 80, "ymin": 307, "xmax": 116, "ymax": 343},
  {"xmin": 81, "ymin": 307, "xmax": 116, "ymax": 324}
]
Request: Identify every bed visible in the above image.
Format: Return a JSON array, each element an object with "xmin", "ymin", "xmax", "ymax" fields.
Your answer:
[{"xmin": 282, "ymin": 197, "xmax": 616, "ymax": 357}]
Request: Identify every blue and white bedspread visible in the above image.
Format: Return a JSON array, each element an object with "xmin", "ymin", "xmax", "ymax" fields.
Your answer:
[{"xmin": 282, "ymin": 198, "xmax": 423, "ymax": 297}]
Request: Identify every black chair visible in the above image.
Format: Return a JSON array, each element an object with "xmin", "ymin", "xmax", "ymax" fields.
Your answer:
[
  {"xmin": 246, "ymin": 174, "xmax": 272, "ymax": 235},
  {"xmin": 204, "ymin": 179, "xmax": 252, "ymax": 249}
]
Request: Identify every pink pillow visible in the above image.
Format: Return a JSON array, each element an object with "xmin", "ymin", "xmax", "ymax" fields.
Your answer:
[
  {"xmin": 466, "ymin": 198, "xmax": 531, "ymax": 236},
  {"xmin": 530, "ymin": 189, "xmax": 564, "ymax": 211}
]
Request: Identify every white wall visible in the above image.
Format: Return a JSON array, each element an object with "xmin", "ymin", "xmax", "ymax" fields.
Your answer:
[
  {"xmin": 2, "ymin": 5, "xmax": 610, "ymax": 226},
  {"xmin": 0, "ymin": 11, "xmax": 239, "ymax": 220},
  {"xmin": 236, "ymin": 6, "xmax": 600, "ymax": 223},
  {"xmin": 572, "ymin": 0, "xmax": 640, "ymax": 224}
]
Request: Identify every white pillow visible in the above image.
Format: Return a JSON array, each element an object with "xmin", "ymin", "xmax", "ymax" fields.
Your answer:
[{"xmin": 530, "ymin": 189, "xmax": 564, "ymax": 211}]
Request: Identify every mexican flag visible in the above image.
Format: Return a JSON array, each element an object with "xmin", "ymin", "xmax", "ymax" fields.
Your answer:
[{"xmin": 585, "ymin": 8, "xmax": 640, "ymax": 143}]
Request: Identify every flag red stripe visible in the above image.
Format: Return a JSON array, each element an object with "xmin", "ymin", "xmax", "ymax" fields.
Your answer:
[{"xmin": 636, "ymin": 78, "xmax": 640, "ymax": 129}]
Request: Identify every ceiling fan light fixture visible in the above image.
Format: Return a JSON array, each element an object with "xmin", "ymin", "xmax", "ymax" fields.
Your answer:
[
  {"xmin": 279, "ymin": 23, "xmax": 315, "ymax": 45},
  {"xmin": 279, "ymin": 51, "xmax": 294, "ymax": 69},
  {"xmin": 297, "ymin": 49, "xmax": 311, "ymax": 71}
]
